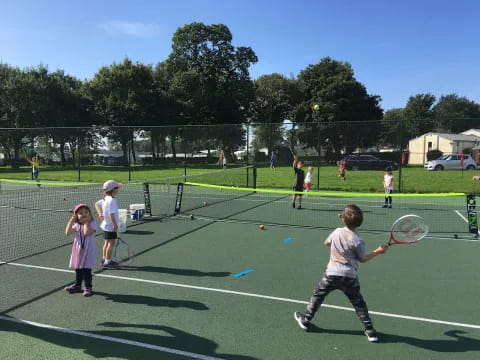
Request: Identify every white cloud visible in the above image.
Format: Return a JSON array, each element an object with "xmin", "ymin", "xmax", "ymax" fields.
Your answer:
[{"xmin": 100, "ymin": 21, "xmax": 161, "ymax": 38}]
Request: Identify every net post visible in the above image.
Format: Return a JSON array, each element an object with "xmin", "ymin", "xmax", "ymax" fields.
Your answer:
[
  {"xmin": 253, "ymin": 166, "xmax": 257, "ymax": 191},
  {"xmin": 466, "ymin": 193, "xmax": 478, "ymax": 237},
  {"xmin": 143, "ymin": 182, "xmax": 152, "ymax": 216}
]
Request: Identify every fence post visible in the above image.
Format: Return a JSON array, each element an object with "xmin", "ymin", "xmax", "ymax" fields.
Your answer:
[
  {"xmin": 317, "ymin": 123, "xmax": 321, "ymax": 190},
  {"xmin": 128, "ymin": 138, "xmax": 132, "ymax": 182},
  {"xmin": 77, "ymin": 141, "xmax": 81, "ymax": 182},
  {"xmin": 398, "ymin": 118, "xmax": 404, "ymax": 192}
]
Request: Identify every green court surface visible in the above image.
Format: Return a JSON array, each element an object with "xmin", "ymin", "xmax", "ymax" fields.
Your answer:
[{"xmin": 2, "ymin": 193, "xmax": 480, "ymax": 359}]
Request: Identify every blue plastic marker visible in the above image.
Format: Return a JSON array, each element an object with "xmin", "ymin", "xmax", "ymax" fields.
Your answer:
[
  {"xmin": 284, "ymin": 237, "xmax": 293, "ymax": 244},
  {"xmin": 233, "ymin": 269, "xmax": 254, "ymax": 277}
]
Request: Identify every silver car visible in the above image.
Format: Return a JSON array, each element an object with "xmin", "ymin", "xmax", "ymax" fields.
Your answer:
[{"xmin": 424, "ymin": 154, "xmax": 478, "ymax": 171}]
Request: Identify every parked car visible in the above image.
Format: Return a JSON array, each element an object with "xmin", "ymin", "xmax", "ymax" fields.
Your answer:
[
  {"xmin": 342, "ymin": 155, "xmax": 398, "ymax": 171},
  {"xmin": 424, "ymin": 154, "xmax": 478, "ymax": 171}
]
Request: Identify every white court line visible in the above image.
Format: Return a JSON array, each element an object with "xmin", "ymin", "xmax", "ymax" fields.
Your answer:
[
  {"xmin": 454, "ymin": 210, "xmax": 469, "ymax": 223},
  {"xmin": 3, "ymin": 261, "xmax": 480, "ymax": 330},
  {"xmin": 0, "ymin": 315, "xmax": 221, "ymax": 360}
]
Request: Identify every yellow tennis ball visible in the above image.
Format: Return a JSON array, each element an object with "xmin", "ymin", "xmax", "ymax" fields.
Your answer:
[{"xmin": 313, "ymin": 104, "xmax": 320, "ymax": 111}]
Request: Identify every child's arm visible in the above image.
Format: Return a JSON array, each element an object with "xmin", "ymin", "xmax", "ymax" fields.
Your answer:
[
  {"xmin": 292, "ymin": 156, "xmax": 297, "ymax": 168},
  {"xmin": 359, "ymin": 246, "xmax": 387, "ymax": 263},
  {"xmin": 110, "ymin": 213, "xmax": 118, "ymax": 232},
  {"xmin": 65, "ymin": 215, "xmax": 76, "ymax": 235},
  {"xmin": 83, "ymin": 218, "xmax": 96, "ymax": 237},
  {"xmin": 94, "ymin": 200, "xmax": 104, "ymax": 220}
]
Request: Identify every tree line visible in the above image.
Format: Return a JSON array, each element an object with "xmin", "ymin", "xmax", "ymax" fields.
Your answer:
[{"xmin": 1, "ymin": 22, "xmax": 479, "ymax": 166}]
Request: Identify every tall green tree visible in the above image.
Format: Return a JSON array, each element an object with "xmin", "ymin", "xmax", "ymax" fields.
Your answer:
[
  {"xmin": 381, "ymin": 108, "xmax": 406, "ymax": 148},
  {"xmin": 165, "ymin": 22, "xmax": 258, "ymax": 161},
  {"xmin": 86, "ymin": 58, "xmax": 157, "ymax": 162},
  {"xmin": 251, "ymin": 73, "xmax": 293, "ymax": 155},
  {"xmin": 403, "ymin": 93, "xmax": 436, "ymax": 137},
  {"xmin": 46, "ymin": 71, "xmax": 96, "ymax": 165},
  {"xmin": 297, "ymin": 57, "xmax": 383, "ymax": 159},
  {"xmin": 0, "ymin": 65, "xmax": 51, "ymax": 166},
  {"xmin": 433, "ymin": 94, "xmax": 480, "ymax": 133}
]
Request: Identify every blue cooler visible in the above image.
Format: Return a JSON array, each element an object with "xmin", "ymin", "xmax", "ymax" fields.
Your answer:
[{"xmin": 130, "ymin": 204, "xmax": 145, "ymax": 221}]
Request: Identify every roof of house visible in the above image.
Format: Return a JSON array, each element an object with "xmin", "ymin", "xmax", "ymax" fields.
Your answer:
[
  {"xmin": 411, "ymin": 132, "xmax": 480, "ymax": 142},
  {"xmin": 461, "ymin": 129, "xmax": 480, "ymax": 134}
]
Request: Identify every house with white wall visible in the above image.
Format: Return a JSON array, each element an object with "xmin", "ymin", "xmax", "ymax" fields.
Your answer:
[{"xmin": 408, "ymin": 132, "xmax": 480, "ymax": 165}]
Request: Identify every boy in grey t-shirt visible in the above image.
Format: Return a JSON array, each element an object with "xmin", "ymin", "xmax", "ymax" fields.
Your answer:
[{"xmin": 294, "ymin": 205, "xmax": 387, "ymax": 342}]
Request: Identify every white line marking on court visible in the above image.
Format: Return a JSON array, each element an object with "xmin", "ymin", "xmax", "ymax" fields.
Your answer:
[
  {"xmin": 454, "ymin": 210, "xmax": 469, "ymax": 223},
  {"xmin": 3, "ymin": 261, "xmax": 480, "ymax": 330},
  {"xmin": 0, "ymin": 316, "xmax": 222, "ymax": 360}
]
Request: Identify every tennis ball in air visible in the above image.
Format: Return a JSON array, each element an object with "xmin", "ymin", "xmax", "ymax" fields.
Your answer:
[
  {"xmin": 259, "ymin": 225, "xmax": 265, "ymax": 230},
  {"xmin": 313, "ymin": 104, "xmax": 320, "ymax": 111}
]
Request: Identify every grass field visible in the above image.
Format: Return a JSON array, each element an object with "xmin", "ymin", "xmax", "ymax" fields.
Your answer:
[{"xmin": 2, "ymin": 164, "xmax": 480, "ymax": 193}]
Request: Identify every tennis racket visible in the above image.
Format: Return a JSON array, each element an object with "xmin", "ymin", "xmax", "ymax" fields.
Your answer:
[
  {"xmin": 386, "ymin": 215, "xmax": 429, "ymax": 247},
  {"xmin": 113, "ymin": 237, "xmax": 135, "ymax": 265}
]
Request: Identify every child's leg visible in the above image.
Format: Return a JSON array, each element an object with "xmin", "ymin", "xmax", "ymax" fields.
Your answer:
[
  {"xmin": 292, "ymin": 194, "xmax": 296, "ymax": 207},
  {"xmin": 64, "ymin": 269, "xmax": 83, "ymax": 293},
  {"xmin": 388, "ymin": 190, "xmax": 392, "ymax": 205},
  {"xmin": 75, "ymin": 269, "xmax": 82, "ymax": 286},
  {"xmin": 105, "ymin": 239, "xmax": 115, "ymax": 260},
  {"xmin": 298, "ymin": 195, "xmax": 303, "ymax": 208},
  {"xmin": 83, "ymin": 269, "xmax": 93, "ymax": 288},
  {"xmin": 342, "ymin": 277, "xmax": 374, "ymax": 329},
  {"xmin": 303, "ymin": 275, "xmax": 338, "ymax": 321},
  {"xmin": 102, "ymin": 240, "xmax": 108, "ymax": 260}
]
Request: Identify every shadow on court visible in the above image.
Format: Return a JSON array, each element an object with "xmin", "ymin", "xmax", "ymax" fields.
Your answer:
[
  {"xmin": 118, "ymin": 265, "xmax": 231, "ymax": 277},
  {"xmin": 125, "ymin": 230, "xmax": 155, "ymax": 235},
  {"xmin": 97, "ymin": 322, "xmax": 258, "ymax": 360},
  {"xmin": 95, "ymin": 291, "xmax": 209, "ymax": 310},
  {"xmin": 1, "ymin": 317, "xmax": 257, "ymax": 359},
  {"xmin": 308, "ymin": 325, "xmax": 480, "ymax": 353}
]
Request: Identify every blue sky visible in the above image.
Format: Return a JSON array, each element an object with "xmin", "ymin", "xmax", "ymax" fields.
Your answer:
[{"xmin": 1, "ymin": 0, "xmax": 479, "ymax": 110}]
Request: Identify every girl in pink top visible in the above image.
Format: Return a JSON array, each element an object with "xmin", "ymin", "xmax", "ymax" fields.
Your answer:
[{"xmin": 64, "ymin": 204, "xmax": 97, "ymax": 297}]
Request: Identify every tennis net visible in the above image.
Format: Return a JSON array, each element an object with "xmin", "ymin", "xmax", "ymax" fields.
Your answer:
[
  {"xmin": 0, "ymin": 166, "xmax": 256, "ymax": 263},
  {"xmin": 172, "ymin": 182, "xmax": 469, "ymax": 235},
  {"xmin": 0, "ymin": 179, "xmax": 147, "ymax": 263}
]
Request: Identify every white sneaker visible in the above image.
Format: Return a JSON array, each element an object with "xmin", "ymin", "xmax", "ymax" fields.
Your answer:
[
  {"xmin": 294, "ymin": 312, "xmax": 309, "ymax": 330},
  {"xmin": 365, "ymin": 328, "xmax": 378, "ymax": 342}
]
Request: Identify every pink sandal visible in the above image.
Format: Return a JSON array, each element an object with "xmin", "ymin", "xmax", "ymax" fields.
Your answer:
[{"xmin": 64, "ymin": 285, "xmax": 82, "ymax": 294}]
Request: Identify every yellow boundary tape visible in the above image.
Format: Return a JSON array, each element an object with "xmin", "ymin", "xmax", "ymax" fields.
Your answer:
[{"xmin": 184, "ymin": 181, "xmax": 464, "ymax": 198}]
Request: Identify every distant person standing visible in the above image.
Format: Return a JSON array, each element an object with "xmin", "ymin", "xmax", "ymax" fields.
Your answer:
[
  {"xmin": 304, "ymin": 167, "xmax": 314, "ymax": 192},
  {"xmin": 292, "ymin": 156, "xmax": 305, "ymax": 209},
  {"xmin": 338, "ymin": 160, "xmax": 346, "ymax": 181},
  {"xmin": 27, "ymin": 155, "xmax": 40, "ymax": 180},
  {"xmin": 270, "ymin": 151, "xmax": 277, "ymax": 172},
  {"xmin": 382, "ymin": 167, "xmax": 394, "ymax": 208},
  {"xmin": 222, "ymin": 151, "xmax": 227, "ymax": 169}
]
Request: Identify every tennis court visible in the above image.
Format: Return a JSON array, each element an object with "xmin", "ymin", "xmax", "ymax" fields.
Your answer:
[{"xmin": 1, "ymin": 169, "xmax": 480, "ymax": 359}]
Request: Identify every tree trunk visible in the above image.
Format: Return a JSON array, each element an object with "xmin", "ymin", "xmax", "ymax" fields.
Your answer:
[
  {"xmin": 130, "ymin": 139, "xmax": 137, "ymax": 165},
  {"xmin": 13, "ymin": 147, "xmax": 20, "ymax": 169},
  {"xmin": 59, "ymin": 143, "xmax": 66, "ymax": 166},
  {"xmin": 171, "ymin": 136, "xmax": 177, "ymax": 159},
  {"xmin": 121, "ymin": 140, "xmax": 128, "ymax": 165},
  {"xmin": 150, "ymin": 135, "xmax": 156, "ymax": 161}
]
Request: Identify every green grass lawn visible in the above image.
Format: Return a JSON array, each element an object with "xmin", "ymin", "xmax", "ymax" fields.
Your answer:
[{"xmin": 2, "ymin": 164, "xmax": 480, "ymax": 193}]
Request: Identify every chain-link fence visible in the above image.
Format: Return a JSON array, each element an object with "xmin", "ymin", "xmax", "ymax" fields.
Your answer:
[{"xmin": 2, "ymin": 119, "xmax": 480, "ymax": 193}]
